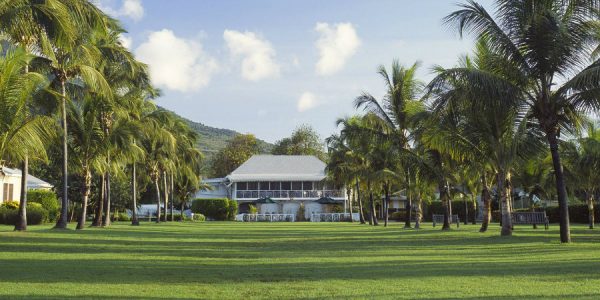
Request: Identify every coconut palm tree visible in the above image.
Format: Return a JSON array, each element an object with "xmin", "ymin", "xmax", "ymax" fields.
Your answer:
[
  {"xmin": 445, "ymin": 0, "xmax": 600, "ymax": 242},
  {"xmin": 355, "ymin": 60, "xmax": 423, "ymax": 228},
  {"xmin": 562, "ymin": 123, "xmax": 600, "ymax": 229},
  {"xmin": 0, "ymin": 48, "xmax": 54, "ymax": 231}
]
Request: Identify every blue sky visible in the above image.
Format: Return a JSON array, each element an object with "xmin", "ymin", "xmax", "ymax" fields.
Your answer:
[{"xmin": 96, "ymin": 0, "xmax": 492, "ymax": 143}]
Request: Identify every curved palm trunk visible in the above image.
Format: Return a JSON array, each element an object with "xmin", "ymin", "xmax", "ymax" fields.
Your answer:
[
  {"xmin": 414, "ymin": 196, "xmax": 422, "ymax": 229},
  {"xmin": 547, "ymin": 133, "xmax": 571, "ymax": 242},
  {"xmin": 154, "ymin": 173, "xmax": 161, "ymax": 223},
  {"xmin": 92, "ymin": 173, "xmax": 105, "ymax": 226},
  {"xmin": 588, "ymin": 192, "xmax": 594, "ymax": 230},
  {"xmin": 102, "ymin": 171, "xmax": 111, "ymax": 227},
  {"xmin": 471, "ymin": 195, "xmax": 477, "ymax": 225},
  {"xmin": 498, "ymin": 171, "xmax": 512, "ymax": 236},
  {"xmin": 14, "ymin": 157, "xmax": 28, "ymax": 231},
  {"xmin": 55, "ymin": 81, "xmax": 69, "ymax": 229},
  {"xmin": 356, "ymin": 179, "xmax": 365, "ymax": 224},
  {"xmin": 131, "ymin": 163, "xmax": 139, "ymax": 226},
  {"xmin": 479, "ymin": 174, "xmax": 492, "ymax": 232},
  {"xmin": 76, "ymin": 170, "xmax": 92, "ymax": 230}
]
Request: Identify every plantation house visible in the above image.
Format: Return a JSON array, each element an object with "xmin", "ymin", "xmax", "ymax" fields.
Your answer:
[
  {"xmin": 198, "ymin": 155, "xmax": 346, "ymax": 219},
  {"xmin": 0, "ymin": 167, "xmax": 53, "ymax": 203}
]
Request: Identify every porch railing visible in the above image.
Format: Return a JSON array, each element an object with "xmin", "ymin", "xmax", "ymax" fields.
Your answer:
[
  {"xmin": 310, "ymin": 213, "xmax": 354, "ymax": 222},
  {"xmin": 238, "ymin": 213, "xmax": 296, "ymax": 222},
  {"xmin": 235, "ymin": 190, "xmax": 343, "ymax": 199}
]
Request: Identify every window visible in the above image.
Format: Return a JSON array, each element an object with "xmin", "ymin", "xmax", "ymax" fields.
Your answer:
[
  {"xmin": 247, "ymin": 182, "xmax": 258, "ymax": 190},
  {"xmin": 302, "ymin": 181, "xmax": 313, "ymax": 190},
  {"xmin": 237, "ymin": 182, "xmax": 247, "ymax": 191},
  {"xmin": 259, "ymin": 182, "xmax": 269, "ymax": 190},
  {"xmin": 315, "ymin": 181, "xmax": 325, "ymax": 190},
  {"xmin": 3, "ymin": 183, "xmax": 13, "ymax": 202},
  {"xmin": 269, "ymin": 182, "xmax": 280, "ymax": 190},
  {"xmin": 292, "ymin": 181, "xmax": 302, "ymax": 190},
  {"xmin": 281, "ymin": 181, "xmax": 291, "ymax": 190}
]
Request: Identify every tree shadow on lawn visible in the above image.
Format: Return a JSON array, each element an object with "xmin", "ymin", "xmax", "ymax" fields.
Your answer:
[{"xmin": 1, "ymin": 252, "xmax": 599, "ymax": 285}]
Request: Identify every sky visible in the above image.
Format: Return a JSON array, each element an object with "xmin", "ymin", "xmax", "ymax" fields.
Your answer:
[{"xmin": 95, "ymin": 0, "xmax": 493, "ymax": 143}]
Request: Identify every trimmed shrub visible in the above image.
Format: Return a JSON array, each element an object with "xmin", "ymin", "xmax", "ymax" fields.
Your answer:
[
  {"xmin": 166, "ymin": 213, "xmax": 189, "ymax": 221},
  {"xmin": 0, "ymin": 203, "xmax": 48, "ymax": 225},
  {"xmin": 227, "ymin": 199, "xmax": 238, "ymax": 220},
  {"xmin": 28, "ymin": 189, "xmax": 59, "ymax": 221},
  {"xmin": 191, "ymin": 198, "xmax": 231, "ymax": 220},
  {"xmin": 248, "ymin": 204, "xmax": 258, "ymax": 214},
  {"xmin": 26, "ymin": 204, "xmax": 49, "ymax": 225},
  {"xmin": 1, "ymin": 201, "xmax": 20, "ymax": 210},
  {"xmin": 116, "ymin": 212, "xmax": 130, "ymax": 221},
  {"xmin": 192, "ymin": 213, "xmax": 206, "ymax": 222}
]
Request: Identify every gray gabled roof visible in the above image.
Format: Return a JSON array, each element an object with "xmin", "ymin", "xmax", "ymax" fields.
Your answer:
[
  {"xmin": 1, "ymin": 167, "xmax": 53, "ymax": 189},
  {"xmin": 227, "ymin": 155, "xmax": 326, "ymax": 181}
]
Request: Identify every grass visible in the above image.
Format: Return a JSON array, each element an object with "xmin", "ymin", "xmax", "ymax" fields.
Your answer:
[{"xmin": 1, "ymin": 222, "xmax": 600, "ymax": 299}]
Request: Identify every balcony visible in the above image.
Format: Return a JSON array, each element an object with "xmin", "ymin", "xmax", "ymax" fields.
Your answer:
[{"xmin": 235, "ymin": 190, "xmax": 344, "ymax": 200}]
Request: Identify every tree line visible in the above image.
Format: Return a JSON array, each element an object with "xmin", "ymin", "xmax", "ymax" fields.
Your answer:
[
  {"xmin": 326, "ymin": 0, "xmax": 600, "ymax": 243},
  {"xmin": 0, "ymin": 0, "xmax": 203, "ymax": 231}
]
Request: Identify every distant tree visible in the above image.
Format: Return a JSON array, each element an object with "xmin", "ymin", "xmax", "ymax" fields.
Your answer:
[
  {"xmin": 272, "ymin": 125, "xmax": 326, "ymax": 161},
  {"xmin": 210, "ymin": 134, "xmax": 259, "ymax": 177}
]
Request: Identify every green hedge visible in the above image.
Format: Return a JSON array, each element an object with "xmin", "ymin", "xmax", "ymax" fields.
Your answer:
[
  {"xmin": 192, "ymin": 213, "xmax": 206, "ymax": 222},
  {"xmin": 0, "ymin": 202, "xmax": 48, "ymax": 225},
  {"xmin": 490, "ymin": 205, "xmax": 599, "ymax": 224},
  {"xmin": 191, "ymin": 198, "xmax": 237, "ymax": 220},
  {"xmin": 28, "ymin": 189, "xmax": 59, "ymax": 221}
]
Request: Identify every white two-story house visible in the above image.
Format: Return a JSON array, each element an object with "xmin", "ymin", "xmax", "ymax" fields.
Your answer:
[{"xmin": 197, "ymin": 155, "xmax": 346, "ymax": 220}]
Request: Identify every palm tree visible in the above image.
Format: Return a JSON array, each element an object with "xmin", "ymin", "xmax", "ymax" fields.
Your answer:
[
  {"xmin": 445, "ymin": 0, "xmax": 600, "ymax": 242},
  {"xmin": 562, "ymin": 124, "xmax": 600, "ymax": 229},
  {"xmin": 427, "ymin": 40, "xmax": 546, "ymax": 235},
  {"xmin": 355, "ymin": 60, "xmax": 423, "ymax": 228},
  {"xmin": 0, "ymin": 48, "xmax": 54, "ymax": 231}
]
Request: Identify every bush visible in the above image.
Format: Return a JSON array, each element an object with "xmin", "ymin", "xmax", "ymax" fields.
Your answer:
[
  {"xmin": 116, "ymin": 212, "xmax": 130, "ymax": 221},
  {"xmin": 28, "ymin": 189, "xmax": 59, "ymax": 221},
  {"xmin": 192, "ymin": 213, "xmax": 205, "ymax": 222},
  {"xmin": 26, "ymin": 204, "xmax": 49, "ymax": 225},
  {"xmin": 1, "ymin": 201, "xmax": 19, "ymax": 210},
  {"xmin": 0, "ymin": 203, "xmax": 48, "ymax": 225},
  {"xmin": 390, "ymin": 211, "xmax": 405, "ymax": 221},
  {"xmin": 248, "ymin": 204, "xmax": 258, "ymax": 214},
  {"xmin": 227, "ymin": 199, "xmax": 238, "ymax": 220},
  {"xmin": 166, "ymin": 213, "xmax": 189, "ymax": 221},
  {"xmin": 191, "ymin": 198, "xmax": 231, "ymax": 220}
]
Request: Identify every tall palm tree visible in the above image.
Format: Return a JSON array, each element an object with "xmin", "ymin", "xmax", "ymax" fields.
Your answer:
[
  {"xmin": 355, "ymin": 60, "xmax": 423, "ymax": 228},
  {"xmin": 445, "ymin": 0, "xmax": 600, "ymax": 242},
  {"xmin": 0, "ymin": 48, "xmax": 54, "ymax": 231}
]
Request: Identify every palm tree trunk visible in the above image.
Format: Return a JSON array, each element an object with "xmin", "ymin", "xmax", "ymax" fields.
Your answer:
[
  {"xmin": 479, "ymin": 174, "xmax": 492, "ymax": 232},
  {"xmin": 405, "ymin": 172, "xmax": 412, "ymax": 228},
  {"xmin": 170, "ymin": 173, "xmax": 174, "ymax": 222},
  {"xmin": 14, "ymin": 157, "xmax": 28, "ymax": 231},
  {"xmin": 471, "ymin": 194, "xmax": 477, "ymax": 225},
  {"xmin": 76, "ymin": 170, "xmax": 91, "ymax": 230},
  {"xmin": 163, "ymin": 171, "xmax": 168, "ymax": 222},
  {"xmin": 180, "ymin": 201, "xmax": 185, "ymax": 221},
  {"xmin": 547, "ymin": 133, "xmax": 571, "ymax": 242},
  {"xmin": 464, "ymin": 198, "xmax": 468, "ymax": 225},
  {"xmin": 384, "ymin": 185, "xmax": 389, "ymax": 227},
  {"xmin": 588, "ymin": 192, "xmax": 594, "ymax": 230},
  {"xmin": 55, "ymin": 80, "xmax": 69, "ymax": 229},
  {"xmin": 498, "ymin": 171, "xmax": 512, "ymax": 236},
  {"xmin": 131, "ymin": 163, "xmax": 139, "ymax": 226},
  {"xmin": 356, "ymin": 179, "xmax": 365, "ymax": 224},
  {"xmin": 348, "ymin": 186, "xmax": 354, "ymax": 222},
  {"xmin": 103, "ymin": 171, "xmax": 111, "ymax": 227},
  {"xmin": 92, "ymin": 173, "xmax": 105, "ymax": 226},
  {"xmin": 154, "ymin": 173, "xmax": 161, "ymax": 223},
  {"xmin": 441, "ymin": 181, "xmax": 450, "ymax": 230},
  {"xmin": 414, "ymin": 196, "xmax": 422, "ymax": 229}
]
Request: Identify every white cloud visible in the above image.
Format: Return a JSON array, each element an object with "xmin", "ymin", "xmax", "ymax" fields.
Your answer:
[
  {"xmin": 135, "ymin": 29, "xmax": 218, "ymax": 92},
  {"xmin": 297, "ymin": 92, "xmax": 318, "ymax": 112},
  {"xmin": 223, "ymin": 30, "xmax": 280, "ymax": 81},
  {"xmin": 95, "ymin": 0, "xmax": 144, "ymax": 21},
  {"xmin": 314, "ymin": 22, "xmax": 361, "ymax": 76},
  {"xmin": 119, "ymin": 34, "xmax": 132, "ymax": 49}
]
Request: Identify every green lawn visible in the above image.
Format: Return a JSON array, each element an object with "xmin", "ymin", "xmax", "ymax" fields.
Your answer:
[{"xmin": 1, "ymin": 222, "xmax": 600, "ymax": 299}]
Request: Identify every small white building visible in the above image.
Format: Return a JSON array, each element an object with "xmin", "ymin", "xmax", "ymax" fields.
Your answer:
[
  {"xmin": 197, "ymin": 155, "xmax": 347, "ymax": 220},
  {"xmin": 0, "ymin": 167, "xmax": 54, "ymax": 203}
]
